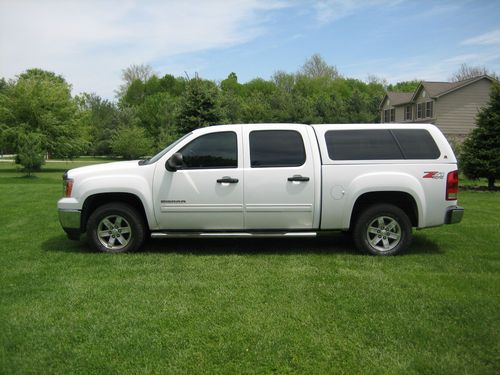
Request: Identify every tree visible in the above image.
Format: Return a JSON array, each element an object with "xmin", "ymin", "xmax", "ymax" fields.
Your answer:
[
  {"xmin": 386, "ymin": 80, "xmax": 420, "ymax": 92},
  {"xmin": 136, "ymin": 92, "xmax": 179, "ymax": 149},
  {"xmin": 0, "ymin": 68, "xmax": 85, "ymax": 158},
  {"xmin": 449, "ymin": 63, "xmax": 489, "ymax": 82},
  {"xmin": 122, "ymin": 79, "xmax": 146, "ymax": 106},
  {"xmin": 461, "ymin": 82, "xmax": 500, "ymax": 189},
  {"xmin": 116, "ymin": 64, "xmax": 154, "ymax": 98},
  {"xmin": 159, "ymin": 74, "xmax": 186, "ymax": 97},
  {"xmin": 299, "ymin": 53, "xmax": 339, "ymax": 80},
  {"xmin": 74, "ymin": 93, "xmax": 119, "ymax": 156},
  {"xmin": 111, "ymin": 125, "xmax": 153, "ymax": 160},
  {"xmin": 15, "ymin": 131, "xmax": 45, "ymax": 176},
  {"xmin": 272, "ymin": 71, "xmax": 296, "ymax": 94},
  {"xmin": 178, "ymin": 78, "xmax": 222, "ymax": 133}
]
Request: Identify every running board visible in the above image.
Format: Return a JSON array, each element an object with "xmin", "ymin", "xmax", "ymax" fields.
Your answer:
[{"xmin": 150, "ymin": 231, "xmax": 317, "ymax": 239}]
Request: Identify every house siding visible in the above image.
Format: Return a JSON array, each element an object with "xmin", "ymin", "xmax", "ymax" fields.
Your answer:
[
  {"xmin": 435, "ymin": 79, "xmax": 492, "ymax": 135},
  {"xmin": 380, "ymin": 100, "xmax": 405, "ymax": 123},
  {"xmin": 414, "ymin": 89, "xmax": 436, "ymax": 123}
]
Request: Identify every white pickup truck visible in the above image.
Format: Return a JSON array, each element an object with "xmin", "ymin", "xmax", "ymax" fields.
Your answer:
[{"xmin": 58, "ymin": 123, "xmax": 463, "ymax": 255}]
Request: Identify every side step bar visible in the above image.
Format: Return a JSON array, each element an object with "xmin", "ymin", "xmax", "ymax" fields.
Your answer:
[{"xmin": 151, "ymin": 231, "xmax": 318, "ymax": 239}]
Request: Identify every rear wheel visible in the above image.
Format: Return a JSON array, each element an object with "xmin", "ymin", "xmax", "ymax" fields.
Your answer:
[
  {"xmin": 353, "ymin": 204, "xmax": 412, "ymax": 255},
  {"xmin": 87, "ymin": 203, "xmax": 146, "ymax": 253}
]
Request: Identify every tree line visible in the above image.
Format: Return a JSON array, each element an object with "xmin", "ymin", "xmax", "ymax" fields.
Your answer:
[
  {"xmin": 0, "ymin": 55, "xmax": 387, "ymax": 161},
  {"xmin": 0, "ymin": 56, "xmax": 498, "ymax": 187}
]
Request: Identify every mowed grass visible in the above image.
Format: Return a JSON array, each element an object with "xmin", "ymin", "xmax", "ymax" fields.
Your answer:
[{"xmin": 0, "ymin": 161, "xmax": 499, "ymax": 374}]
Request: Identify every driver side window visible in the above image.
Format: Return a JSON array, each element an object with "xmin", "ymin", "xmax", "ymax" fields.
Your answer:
[{"xmin": 179, "ymin": 131, "xmax": 237, "ymax": 169}]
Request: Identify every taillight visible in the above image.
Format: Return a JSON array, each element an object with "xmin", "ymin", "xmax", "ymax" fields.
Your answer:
[{"xmin": 446, "ymin": 170, "xmax": 458, "ymax": 200}]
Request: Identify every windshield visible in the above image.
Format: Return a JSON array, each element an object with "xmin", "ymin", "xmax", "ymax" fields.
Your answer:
[{"xmin": 143, "ymin": 132, "xmax": 192, "ymax": 165}]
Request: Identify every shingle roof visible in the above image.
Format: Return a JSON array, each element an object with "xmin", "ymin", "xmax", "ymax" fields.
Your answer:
[
  {"xmin": 381, "ymin": 75, "xmax": 495, "ymax": 109},
  {"xmin": 386, "ymin": 92, "xmax": 413, "ymax": 106},
  {"xmin": 417, "ymin": 75, "xmax": 494, "ymax": 99}
]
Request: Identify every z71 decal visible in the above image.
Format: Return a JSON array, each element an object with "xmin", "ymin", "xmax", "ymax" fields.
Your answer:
[{"xmin": 423, "ymin": 171, "xmax": 444, "ymax": 179}]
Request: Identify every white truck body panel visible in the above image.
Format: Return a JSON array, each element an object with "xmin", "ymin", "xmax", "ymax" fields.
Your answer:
[
  {"xmin": 152, "ymin": 125, "xmax": 244, "ymax": 230},
  {"xmin": 241, "ymin": 124, "xmax": 320, "ymax": 230}
]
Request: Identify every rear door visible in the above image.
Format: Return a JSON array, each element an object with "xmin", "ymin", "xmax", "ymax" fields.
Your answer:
[{"xmin": 242, "ymin": 125, "xmax": 316, "ymax": 230}]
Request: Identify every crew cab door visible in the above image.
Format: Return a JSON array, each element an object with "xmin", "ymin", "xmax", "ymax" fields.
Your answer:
[
  {"xmin": 153, "ymin": 126, "xmax": 244, "ymax": 230},
  {"xmin": 243, "ymin": 125, "xmax": 317, "ymax": 229}
]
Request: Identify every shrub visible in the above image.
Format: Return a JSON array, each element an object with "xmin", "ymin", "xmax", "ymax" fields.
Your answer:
[{"xmin": 15, "ymin": 133, "xmax": 45, "ymax": 176}]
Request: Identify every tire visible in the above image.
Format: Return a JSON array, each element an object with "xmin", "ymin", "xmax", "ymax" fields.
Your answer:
[
  {"xmin": 353, "ymin": 204, "xmax": 412, "ymax": 256},
  {"xmin": 87, "ymin": 203, "xmax": 146, "ymax": 253}
]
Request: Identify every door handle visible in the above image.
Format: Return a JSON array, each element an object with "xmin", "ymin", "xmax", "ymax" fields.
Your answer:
[
  {"xmin": 217, "ymin": 177, "xmax": 239, "ymax": 184},
  {"xmin": 288, "ymin": 175, "xmax": 310, "ymax": 182}
]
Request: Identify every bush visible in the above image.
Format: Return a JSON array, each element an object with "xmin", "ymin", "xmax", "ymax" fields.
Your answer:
[{"xmin": 15, "ymin": 133, "xmax": 45, "ymax": 176}]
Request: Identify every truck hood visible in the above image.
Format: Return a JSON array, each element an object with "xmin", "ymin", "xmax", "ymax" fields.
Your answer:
[{"xmin": 67, "ymin": 160, "xmax": 144, "ymax": 179}]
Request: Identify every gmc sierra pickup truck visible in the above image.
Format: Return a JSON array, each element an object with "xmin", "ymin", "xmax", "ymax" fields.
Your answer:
[{"xmin": 58, "ymin": 123, "xmax": 464, "ymax": 255}]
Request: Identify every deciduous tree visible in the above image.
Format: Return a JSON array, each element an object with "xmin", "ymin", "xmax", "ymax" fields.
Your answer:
[{"xmin": 0, "ymin": 69, "xmax": 85, "ymax": 158}]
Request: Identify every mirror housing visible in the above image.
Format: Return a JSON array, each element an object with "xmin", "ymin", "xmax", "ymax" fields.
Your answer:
[{"xmin": 165, "ymin": 152, "xmax": 184, "ymax": 172}]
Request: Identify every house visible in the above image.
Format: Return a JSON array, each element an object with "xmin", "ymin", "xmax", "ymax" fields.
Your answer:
[{"xmin": 380, "ymin": 75, "xmax": 495, "ymax": 137}]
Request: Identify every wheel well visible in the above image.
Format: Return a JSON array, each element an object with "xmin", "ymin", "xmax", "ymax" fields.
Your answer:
[
  {"xmin": 350, "ymin": 191, "xmax": 418, "ymax": 228},
  {"xmin": 81, "ymin": 193, "xmax": 149, "ymax": 232}
]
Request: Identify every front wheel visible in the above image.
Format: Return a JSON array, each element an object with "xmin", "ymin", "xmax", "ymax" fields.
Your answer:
[
  {"xmin": 87, "ymin": 203, "xmax": 146, "ymax": 253},
  {"xmin": 353, "ymin": 204, "xmax": 412, "ymax": 256}
]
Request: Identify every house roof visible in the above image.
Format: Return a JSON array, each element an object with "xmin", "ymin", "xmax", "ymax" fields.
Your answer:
[
  {"xmin": 380, "ymin": 75, "xmax": 496, "ymax": 109},
  {"xmin": 386, "ymin": 92, "xmax": 413, "ymax": 106},
  {"xmin": 411, "ymin": 75, "xmax": 495, "ymax": 101}
]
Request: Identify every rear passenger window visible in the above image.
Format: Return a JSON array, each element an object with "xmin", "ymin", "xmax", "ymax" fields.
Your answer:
[
  {"xmin": 325, "ymin": 130, "xmax": 403, "ymax": 160},
  {"xmin": 325, "ymin": 129, "xmax": 440, "ymax": 160},
  {"xmin": 250, "ymin": 130, "xmax": 306, "ymax": 167},
  {"xmin": 392, "ymin": 129, "xmax": 441, "ymax": 159}
]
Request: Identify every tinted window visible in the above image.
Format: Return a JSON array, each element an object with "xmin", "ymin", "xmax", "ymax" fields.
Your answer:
[
  {"xmin": 180, "ymin": 132, "xmax": 237, "ymax": 169},
  {"xmin": 325, "ymin": 129, "xmax": 441, "ymax": 160},
  {"xmin": 392, "ymin": 129, "xmax": 440, "ymax": 159},
  {"xmin": 325, "ymin": 130, "xmax": 403, "ymax": 160},
  {"xmin": 250, "ymin": 130, "xmax": 306, "ymax": 167}
]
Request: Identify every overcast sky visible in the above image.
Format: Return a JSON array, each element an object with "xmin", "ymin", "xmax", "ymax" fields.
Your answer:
[{"xmin": 1, "ymin": 0, "xmax": 499, "ymax": 99}]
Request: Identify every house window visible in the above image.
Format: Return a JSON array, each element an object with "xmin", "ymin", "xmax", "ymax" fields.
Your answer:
[
  {"xmin": 417, "ymin": 103, "xmax": 423, "ymax": 119},
  {"xmin": 383, "ymin": 108, "xmax": 395, "ymax": 123},
  {"xmin": 383, "ymin": 109, "xmax": 389, "ymax": 123},
  {"xmin": 425, "ymin": 101, "xmax": 433, "ymax": 118},
  {"xmin": 404, "ymin": 105, "xmax": 412, "ymax": 121}
]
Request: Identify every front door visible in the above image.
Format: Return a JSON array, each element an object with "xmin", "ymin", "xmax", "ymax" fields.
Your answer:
[{"xmin": 153, "ymin": 128, "xmax": 244, "ymax": 230}]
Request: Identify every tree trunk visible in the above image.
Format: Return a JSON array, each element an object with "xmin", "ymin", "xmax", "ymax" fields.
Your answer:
[{"xmin": 488, "ymin": 177, "xmax": 495, "ymax": 190}]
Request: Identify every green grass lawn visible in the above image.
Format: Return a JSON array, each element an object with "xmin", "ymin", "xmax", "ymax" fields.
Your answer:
[{"xmin": 1, "ymin": 162, "xmax": 499, "ymax": 374}]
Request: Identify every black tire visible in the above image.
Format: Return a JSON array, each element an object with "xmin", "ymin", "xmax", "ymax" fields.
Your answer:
[
  {"xmin": 87, "ymin": 203, "xmax": 146, "ymax": 253},
  {"xmin": 353, "ymin": 204, "xmax": 412, "ymax": 256}
]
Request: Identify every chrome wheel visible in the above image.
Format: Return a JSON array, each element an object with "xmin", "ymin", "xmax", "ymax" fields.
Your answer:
[
  {"xmin": 97, "ymin": 215, "xmax": 132, "ymax": 250},
  {"xmin": 366, "ymin": 215, "xmax": 401, "ymax": 252}
]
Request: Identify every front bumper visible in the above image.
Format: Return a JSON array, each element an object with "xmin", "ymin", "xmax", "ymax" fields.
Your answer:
[
  {"xmin": 445, "ymin": 206, "xmax": 464, "ymax": 224},
  {"xmin": 58, "ymin": 209, "xmax": 82, "ymax": 240}
]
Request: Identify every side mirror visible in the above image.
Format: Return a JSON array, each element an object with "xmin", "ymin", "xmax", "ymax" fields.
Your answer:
[{"xmin": 165, "ymin": 152, "xmax": 184, "ymax": 172}]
